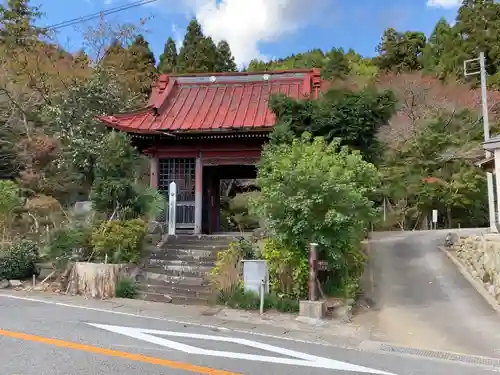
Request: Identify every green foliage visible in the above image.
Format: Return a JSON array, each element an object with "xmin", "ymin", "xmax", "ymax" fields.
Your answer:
[
  {"xmin": 41, "ymin": 66, "xmax": 139, "ymax": 189},
  {"xmin": 421, "ymin": 18, "xmax": 454, "ymax": 77},
  {"xmin": 0, "ymin": 0, "xmax": 45, "ymax": 46},
  {"xmin": 90, "ymin": 131, "xmax": 163, "ymax": 220},
  {"xmin": 115, "ymin": 277, "xmax": 139, "ymax": 299},
  {"xmin": 252, "ymin": 134, "xmax": 378, "ymax": 291},
  {"xmin": 215, "ymin": 40, "xmax": 237, "ymax": 72},
  {"xmin": 247, "ymin": 48, "xmax": 378, "ymax": 85},
  {"xmin": 261, "ymin": 238, "xmax": 308, "ymax": 299},
  {"xmin": 124, "ymin": 34, "xmax": 157, "ymax": 98},
  {"xmin": 45, "ymin": 226, "xmax": 91, "ymax": 268},
  {"xmin": 0, "ymin": 239, "xmax": 38, "ymax": 280},
  {"xmin": 158, "ymin": 37, "xmax": 178, "ymax": 73},
  {"xmin": 269, "ymin": 88, "xmax": 396, "ymax": 163},
  {"xmin": 217, "ymin": 286, "xmax": 299, "ymax": 313},
  {"xmin": 381, "ymin": 110, "xmax": 489, "ymax": 229},
  {"xmin": 375, "ymin": 28, "xmax": 426, "ymax": 72},
  {"xmin": 177, "ymin": 19, "xmax": 218, "ymax": 73},
  {"xmin": 90, "ymin": 219, "xmax": 147, "ymax": 263},
  {"xmin": 0, "ymin": 180, "xmax": 23, "ymax": 222},
  {"xmin": 209, "ymin": 239, "xmax": 253, "ymax": 293},
  {"xmin": 228, "ymin": 192, "xmax": 260, "ymax": 231}
]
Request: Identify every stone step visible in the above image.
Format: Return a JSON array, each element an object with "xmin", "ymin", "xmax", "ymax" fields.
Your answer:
[
  {"xmin": 165, "ymin": 237, "xmax": 240, "ymax": 246},
  {"xmin": 147, "ymin": 258, "xmax": 215, "ymax": 268},
  {"xmin": 162, "ymin": 243, "xmax": 232, "ymax": 251},
  {"xmin": 140, "ymin": 271, "xmax": 209, "ymax": 287},
  {"xmin": 139, "ymin": 291, "xmax": 210, "ymax": 305},
  {"xmin": 149, "ymin": 249, "xmax": 218, "ymax": 262},
  {"xmin": 160, "ymin": 243, "xmax": 229, "ymax": 251},
  {"xmin": 139, "ymin": 283, "xmax": 212, "ymax": 299},
  {"xmin": 145, "ymin": 264, "xmax": 211, "ymax": 279}
]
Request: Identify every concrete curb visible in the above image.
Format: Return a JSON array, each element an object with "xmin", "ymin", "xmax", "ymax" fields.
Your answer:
[{"xmin": 438, "ymin": 246, "xmax": 500, "ymax": 315}]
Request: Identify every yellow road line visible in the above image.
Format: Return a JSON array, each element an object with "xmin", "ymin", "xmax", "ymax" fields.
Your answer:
[{"xmin": 0, "ymin": 328, "xmax": 241, "ymax": 375}]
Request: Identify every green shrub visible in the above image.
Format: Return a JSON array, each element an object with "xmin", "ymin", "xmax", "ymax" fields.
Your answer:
[
  {"xmin": 217, "ymin": 286, "xmax": 299, "ymax": 313},
  {"xmin": 46, "ymin": 226, "xmax": 92, "ymax": 268},
  {"xmin": 252, "ymin": 134, "xmax": 379, "ymax": 298},
  {"xmin": 90, "ymin": 219, "xmax": 147, "ymax": 263},
  {"xmin": 115, "ymin": 277, "xmax": 139, "ymax": 298},
  {"xmin": 261, "ymin": 238, "xmax": 308, "ymax": 299},
  {"xmin": 0, "ymin": 240, "xmax": 39, "ymax": 280},
  {"xmin": 229, "ymin": 192, "xmax": 260, "ymax": 231}
]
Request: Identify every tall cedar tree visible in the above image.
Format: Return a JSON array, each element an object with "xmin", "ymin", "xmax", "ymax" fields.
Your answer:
[
  {"xmin": 124, "ymin": 34, "xmax": 157, "ymax": 97},
  {"xmin": 375, "ymin": 28, "xmax": 426, "ymax": 72},
  {"xmin": 421, "ymin": 18, "xmax": 453, "ymax": 76},
  {"xmin": 101, "ymin": 39, "xmax": 127, "ymax": 69},
  {"xmin": 177, "ymin": 19, "xmax": 217, "ymax": 73},
  {"xmin": 158, "ymin": 37, "xmax": 177, "ymax": 73},
  {"xmin": 215, "ymin": 40, "xmax": 237, "ymax": 72}
]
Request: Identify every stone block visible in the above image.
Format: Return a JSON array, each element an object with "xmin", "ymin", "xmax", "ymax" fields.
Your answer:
[{"xmin": 299, "ymin": 300, "xmax": 327, "ymax": 319}]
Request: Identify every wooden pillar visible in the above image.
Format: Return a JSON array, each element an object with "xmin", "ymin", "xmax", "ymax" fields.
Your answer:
[
  {"xmin": 194, "ymin": 154, "xmax": 203, "ymax": 234},
  {"xmin": 150, "ymin": 156, "xmax": 159, "ymax": 188}
]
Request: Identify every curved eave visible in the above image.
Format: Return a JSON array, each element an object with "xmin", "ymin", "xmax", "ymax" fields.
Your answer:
[{"xmin": 96, "ymin": 115, "xmax": 161, "ymax": 135}]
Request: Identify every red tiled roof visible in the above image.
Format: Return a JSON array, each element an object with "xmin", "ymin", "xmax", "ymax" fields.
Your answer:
[{"xmin": 97, "ymin": 69, "xmax": 322, "ymax": 133}]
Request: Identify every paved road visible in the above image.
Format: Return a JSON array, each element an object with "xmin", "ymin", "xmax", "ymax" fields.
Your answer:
[
  {"xmin": 1, "ymin": 291, "xmax": 500, "ymax": 375},
  {"xmin": 358, "ymin": 229, "xmax": 500, "ymax": 358}
]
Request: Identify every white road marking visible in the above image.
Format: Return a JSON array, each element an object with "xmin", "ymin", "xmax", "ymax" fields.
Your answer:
[
  {"xmin": 89, "ymin": 323, "xmax": 395, "ymax": 374},
  {"xmin": 0, "ymin": 293, "xmax": 334, "ymax": 347}
]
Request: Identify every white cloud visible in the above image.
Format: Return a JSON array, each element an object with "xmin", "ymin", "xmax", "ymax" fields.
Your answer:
[
  {"xmin": 426, "ymin": 0, "xmax": 461, "ymax": 9},
  {"xmin": 176, "ymin": 0, "xmax": 331, "ymax": 67}
]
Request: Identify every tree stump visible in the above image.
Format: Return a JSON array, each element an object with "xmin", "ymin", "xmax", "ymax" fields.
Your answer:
[{"xmin": 68, "ymin": 262, "xmax": 129, "ymax": 299}]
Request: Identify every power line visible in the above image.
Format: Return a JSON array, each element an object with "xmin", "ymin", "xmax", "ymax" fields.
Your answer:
[{"xmin": 44, "ymin": 0, "xmax": 158, "ymax": 31}]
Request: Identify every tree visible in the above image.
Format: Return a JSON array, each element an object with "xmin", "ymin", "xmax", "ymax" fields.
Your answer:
[
  {"xmin": 381, "ymin": 110, "xmax": 488, "ymax": 229},
  {"xmin": 215, "ymin": 40, "xmax": 237, "ymax": 72},
  {"xmin": 375, "ymin": 28, "xmax": 426, "ymax": 72},
  {"xmin": 124, "ymin": 34, "xmax": 157, "ymax": 97},
  {"xmin": 421, "ymin": 18, "xmax": 454, "ymax": 77},
  {"xmin": 90, "ymin": 131, "xmax": 165, "ymax": 220},
  {"xmin": 269, "ymin": 87, "xmax": 397, "ymax": 163},
  {"xmin": 158, "ymin": 37, "xmax": 177, "ymax": 73},
  {"xmin": 176, "ymin": 19, "xmax": 217, "ymax": 73},
  {"xmin": 0, "ymin": 0, "xmax": 45, "ymax": 47},
  {"xmin": 41, "ymin": 66, "xmax": 140, "ymax": 194},
  {"xmin": 252, "ymin": 134, "xmax": 379, "ymax": 295},
  {"xmin": 322, "ymin": 48, "xmax": 350, "ymax": 79}
]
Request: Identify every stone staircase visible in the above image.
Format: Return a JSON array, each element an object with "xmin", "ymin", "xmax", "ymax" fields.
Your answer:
[{"xmin": 137, "ymin": 234, "xmax": 240, "ymax": 305}]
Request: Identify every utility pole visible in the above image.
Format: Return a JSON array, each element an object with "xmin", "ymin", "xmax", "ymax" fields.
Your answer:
[{"xmin": 464, "ymin": 52, "xmax": 498, "ymax": 232}]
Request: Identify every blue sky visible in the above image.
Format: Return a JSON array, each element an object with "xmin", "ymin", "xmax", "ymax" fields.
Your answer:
[{"xmin": 35, "ymin": 0, "xmax": 461, "ymax": 67}]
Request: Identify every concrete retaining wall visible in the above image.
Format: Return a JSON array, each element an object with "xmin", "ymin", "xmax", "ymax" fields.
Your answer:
[{"xmin": 453, "ymin": 234, "xmax": 500, "ymax": 302}]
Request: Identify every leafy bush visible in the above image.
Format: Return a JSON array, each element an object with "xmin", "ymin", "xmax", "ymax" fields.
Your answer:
[
  {"xmin": 115, "ymin": 277, "xmax": 139, "ymax": 299},
  {"xmin": 209, "ymin": 239, "xmax": 253, "ymax": 293},
  {"xmin": 252, "ymin": 134, "xmax": 379, "ymax": 296},
  {"xmin": 228, "ymin": 192, "xmax": 260, "ymax": 231},
  {"xmin": 0, "ymin": 180, "xmax": 23, "ymax": 234},
  {"xmin": 261, "ymin": 238, "xmax": 308, "ymax": 299},
  {"xmin": 90, "ymin": 132, "xmax": 164, "ymax": 220},
  {"xmin": 218, "ymin": 286, "xmax": 299, "ymax": 313},
  {"xmin": 0, "ymin": 240, "xmax": 39, "ymax": 280},
  {"xmin": 46, "ymin": 226, "xmax": 92, "ymax": 268},
  {"xmin": 90, "ymin": 219, "xmax": 147, "ymax": 263}
]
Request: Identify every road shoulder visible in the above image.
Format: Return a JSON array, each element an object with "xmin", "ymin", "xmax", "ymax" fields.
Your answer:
[{"xmin": 0, "ymin": 290, "xmax": 368, "ymax": 349}]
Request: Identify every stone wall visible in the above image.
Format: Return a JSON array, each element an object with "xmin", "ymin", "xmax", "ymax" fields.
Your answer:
[{"xmin": 453, "ymin": 234, "xmax": 500, "ymax": 301}]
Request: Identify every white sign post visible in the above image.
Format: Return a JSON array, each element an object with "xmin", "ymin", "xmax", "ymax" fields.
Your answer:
[
  {"xmin": 432, "ymin": 209, "xmax": 438, "ymax": 230},
  {"xmin": 168, "ymin": 182, "xmax": 177, "ymax": 236}
]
